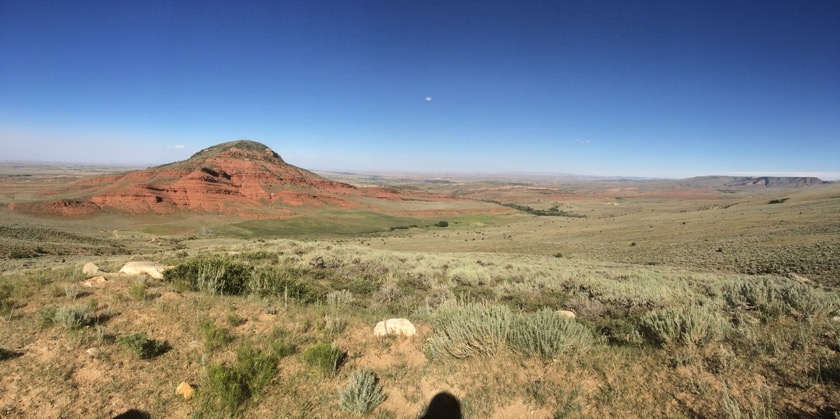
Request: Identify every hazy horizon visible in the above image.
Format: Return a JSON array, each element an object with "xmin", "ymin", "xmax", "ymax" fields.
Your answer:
[{"xmin": 2, "ymin": 2, "xmax": 838, "ymax": 179}]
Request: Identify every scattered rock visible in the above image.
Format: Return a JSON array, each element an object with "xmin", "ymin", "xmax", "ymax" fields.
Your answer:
[
  {"xmin": 80, "ymin": 276, "xmax": 108, "ymax": 287},
  {"xmin": 557, "ymin": 310, "xmax": 576, "ymax": 319},
  {"xmin": 374, "ymin": 318, "xmax": 416, "ymax": 337},
  {"xmin": 82, "ymin": 263, "xmax": 100, "ymax": 277},
  {"xmin": 175, "ymin": 381, "xmax": 195, "ymax": 401},
  {"xmin": 119, "ymin": 261, "xmax": 171, "ymax": 279}
]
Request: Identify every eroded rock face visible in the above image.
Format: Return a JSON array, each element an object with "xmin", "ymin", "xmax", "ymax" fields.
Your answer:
[
  {"xmin": 374, "ymin": 318, "xmax": 417, "ymax": 337},
  {"xmin": 84, "ymin": 142, "xmax": 355, "ymax": 214},
  {"xmin": 119, "ymin": 262, "xmax": 170, "ymax": 279}
]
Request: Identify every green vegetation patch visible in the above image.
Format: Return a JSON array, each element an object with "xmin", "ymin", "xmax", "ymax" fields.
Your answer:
[
  {"xmin": 164, "ymin": 256, "xmax": 251, "ymax": 295},
  {"xmin": 117, "ymin": 333, "xmax": 169, "ymax": 359},
  {"xmin": 302, "ymin": 343, "xmax": 346, "ymax": 377},
  {"xmin": 202, "ymin": 343, "xmax": 279, "ymax": 416}
]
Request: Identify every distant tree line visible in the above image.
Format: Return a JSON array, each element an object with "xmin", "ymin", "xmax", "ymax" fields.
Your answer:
[{"xmin": 484, "ymin": 201, "xmax": 585, "ymax": 218}]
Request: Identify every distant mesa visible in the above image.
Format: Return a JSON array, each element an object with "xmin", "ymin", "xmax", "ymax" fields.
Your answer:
[
  {"xmin": 676, "ymin": 176, "xmax": 830, "ymax": 190},
  {"xmin": 8, "ymin": 140, "xmax": 407, "ymax": 217}
]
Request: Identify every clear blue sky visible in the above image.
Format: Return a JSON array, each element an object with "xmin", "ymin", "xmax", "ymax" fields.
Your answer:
[{"xmin": 1, "ymin": 0, "xmax": 838, "ymax": 179}]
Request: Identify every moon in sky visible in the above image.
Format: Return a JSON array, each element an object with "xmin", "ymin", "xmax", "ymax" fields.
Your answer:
[{"xmin": 425, "ymin": 96, "xmax": 432, "ymax": 102}]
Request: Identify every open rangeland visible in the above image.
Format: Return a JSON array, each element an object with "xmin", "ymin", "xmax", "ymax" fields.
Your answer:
[{"xmin": 1, "ymin": 160, "xmax": 838, "ymax": 418}]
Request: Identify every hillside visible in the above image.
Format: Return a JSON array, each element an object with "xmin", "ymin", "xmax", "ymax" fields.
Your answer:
[{"xmin": 6, "ymin": 141, "xmax": 425, "ymax": 217}]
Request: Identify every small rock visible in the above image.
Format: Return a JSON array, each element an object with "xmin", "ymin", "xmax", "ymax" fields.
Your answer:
[
  {"xmin": 119, "ymin": 261, "xmax": 172, "ymax": 279},
  {"xmin": 557, "ymin": 310, "xmax": 576, "ymax": 319},
  {"xmin": 86, "ymin": 347, "xmax": 101, "ymax": 358},
  {"xmin": 374, "ymin": 318, "xmax": 416, "ymax": 337},
  {"xmin": 832, "ymin": 316, "xmax": 840, "ymax": 323},
  {"xmin": 82, "ymin": 262, "xmax": 100, "ymax": 277},
  {"xmin": 176, "ymin": 381, "xmax": 195, "ymax": 400},
  {"xmin": 80, "ymin": 276, "xmax": 108, "ymax": 287}
]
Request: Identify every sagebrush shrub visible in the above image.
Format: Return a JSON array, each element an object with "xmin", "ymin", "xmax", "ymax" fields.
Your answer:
[
  {"xmin": 509, "ymin": 309, "xmax": 596, "ymax": 360},
  {"xmin": 723, "ymin": 278, "xmax": 833, "ymax": 320},
  {"xmin": 639, "ymin": 305, "xmax": 727, "ymax": 347},
  {"xmin": 339, "ymin": 369, "xmax": 387, "ymax": 414},
  {"xmin": 51, "ymin": 305, "xmax": 94, "ymax": 329},
  {"xmin": 424, "ymin": 300, "xmax": 511, "ymax": 360}
]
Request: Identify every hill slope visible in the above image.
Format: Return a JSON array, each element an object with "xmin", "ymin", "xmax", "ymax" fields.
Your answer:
[{"xmin": 9, "ymin": 140, "xmax": 383, "ymax": 216}]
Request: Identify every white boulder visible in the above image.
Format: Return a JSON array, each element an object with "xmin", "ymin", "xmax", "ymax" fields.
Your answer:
[
  {"xmin": 82, "ymin": 262, "xmax": 100, "ymax": 277},
  {"xmin": 374, "ymin": 318, "xmax": 416, "ymax": 337},
  {"xmin": 119, "ymin": 261, "xmax": 171, "ymax": 279}
]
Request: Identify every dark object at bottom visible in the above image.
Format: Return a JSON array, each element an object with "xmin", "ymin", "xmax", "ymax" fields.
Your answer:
[
  {"xmin": 113, "ymin": 409, "xmax": 151, "ymax": 419},
  {"xmin": 421, "ymin": 391, "xmax": 462, "ymax": 419}
]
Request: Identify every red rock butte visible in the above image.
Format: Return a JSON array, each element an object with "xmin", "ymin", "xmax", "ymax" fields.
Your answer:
[{"xmin": 9, "ymin": 140, "xmax": 412, "ymax": 217}]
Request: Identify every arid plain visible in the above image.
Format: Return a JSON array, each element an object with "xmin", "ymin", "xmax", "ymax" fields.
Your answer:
[{"xmin": 1, "ymin": 141, "xmax": 838, "ymax": 418}]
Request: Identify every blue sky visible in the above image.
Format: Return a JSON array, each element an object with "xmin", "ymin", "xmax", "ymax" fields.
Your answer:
[{"xmin": 1, "ymin": 1, "xmax": 838, "ymax": 179}]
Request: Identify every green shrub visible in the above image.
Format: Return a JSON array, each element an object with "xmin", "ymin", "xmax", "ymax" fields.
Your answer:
[
  {"xmin": 723, "ymin": 278, "xmax": 785, "ymax": 318},
  {"xmin": 424, "ymin": 301, "xmax": 511, "ymax": 360},
  {"xmin": 302, "ymin": 343, "xmax": 346, "ymax": 377},
  {"xmin": 778, "ymin": 283, "xmax": 833, "ymax": 319},
  {"xmin": 205, "ymin": 363, "xmax": 247, "ymax": 415},
  {"xmin": 339, "ymin": 369, "xmax": 387, "ymax": 414},
  {"xmin": 50, "ymin": 305, "xmax": 94, "ymax": 329},
  {"xmin": 201, "ymin": 321, "xmax": 233, "ymax": 352},
  {"xmin": 508, "ymin": 309, "xmax": 596, "ymax": 360},
  {"xmin": 246, "ymin": 267, "xmax": 324, "ymax": 302},
  {"xmin": 204, "ymin": 343, "xmax": 278, "ymax": 416},
  {"xmin": 164, "ymin": 256, "xmax": 251, "ymax": 295},
  {"xmin": 639, "ymin": 305, "xmax": 727, "ymax": 348},
  {"xmin": 436, "ymin": 221, "xmax": 449, "ymax": 228},
  {"xmin": 117, "ymin": 333, "xmax": 169, "ymax": 359},
  {"xmin": 723, "ymin": 279, "xmax": 833, "ymax": 320}
]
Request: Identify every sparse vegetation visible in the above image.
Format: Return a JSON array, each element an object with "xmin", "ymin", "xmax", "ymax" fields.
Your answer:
[{"xmin": 2, "ymin": 173, "xmax": 840, "ymax": 417}]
